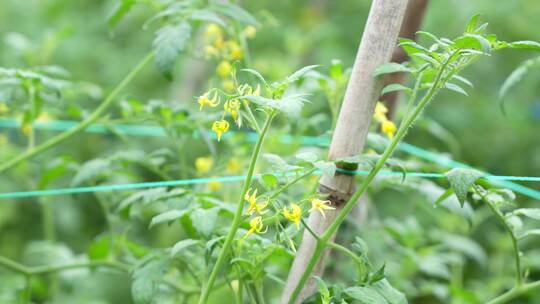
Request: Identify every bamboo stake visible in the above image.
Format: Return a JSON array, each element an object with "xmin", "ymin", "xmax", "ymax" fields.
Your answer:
[{"xmin": 280, "ymin": 1, "xmax": 409, "ymax": 302}]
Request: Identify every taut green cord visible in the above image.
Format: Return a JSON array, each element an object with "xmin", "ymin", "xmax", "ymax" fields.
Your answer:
[{"xmin": 0, "ymin": 170, "xmax": 538, "ymax": 200}]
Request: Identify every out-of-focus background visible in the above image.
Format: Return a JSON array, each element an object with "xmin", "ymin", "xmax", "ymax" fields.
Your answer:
[{"xmin": 0, "ymin": 0, "xmax": 539, "ymax": 303}]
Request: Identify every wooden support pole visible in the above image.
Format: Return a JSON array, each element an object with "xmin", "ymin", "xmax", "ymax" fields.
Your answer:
[{"xmin": 280, "ymin": 1, "xmax": 409, "ymax": 303}]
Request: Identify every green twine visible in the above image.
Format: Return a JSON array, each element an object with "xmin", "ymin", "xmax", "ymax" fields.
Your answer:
[
  {"xmin": 0, "ymin": 118, "xmax": 539, "ymax": 200},
  {"xmin": 0, "ymin": 169, "xmax": 539, "ymax": 200}
]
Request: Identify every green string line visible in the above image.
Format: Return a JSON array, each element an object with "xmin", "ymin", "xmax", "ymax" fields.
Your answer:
[
  {"xmin": 0, "ymin": 169, "xmax": 539, "ymax": 200},
  {"xmin": 1, "ymin": 118, "xmax": 539, "ymax": 200}
]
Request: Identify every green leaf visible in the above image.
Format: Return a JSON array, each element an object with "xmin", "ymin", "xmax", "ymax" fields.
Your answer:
[
  {"xmin": 211, "ymin": 3, "xmax": 257, "ymax": 25},
  {"xmin": 152, "ymin": 22, "xmax": 191, "ymax": 79},
  {"xmin": 149, "ymin": 210, "xmax": 189, "ymax": 229},
  {"xmin": 368, "ymin": 264, "xmax": 386, "ymax": 284},
  {"xmin": 411, "ymin": 53, "xmax": 440, "ymax": 66},
  {"xmin": 189, "ymin": 10, "xmax": 226, "ymax": 27},
  {"xmin": 465, "ymin": 14, "xmax": 481, "ymax": 33},
  {"xmin": 444, "ymin": 82, "xmax": 468, "ymax": 96},
  {"xmin": 190, "ymin": 207, "xmax": 220, "ymax": 237},
  {"xmin": 71, "ymin": 158, "xmax": 110, "ymax": 186},
  {"xmin": 508, "ymin": 40, "xmax": 540, "ymax": 52},
  {"xmin": 381, "ymin": 83, "xmax": 411, "ymax": 96},
  {"xmin": 454, "ymin": 34, "xmax": 491, "ymax": 52},
  {"xmin": 441, "ymin": 233, "xmax": 486, "ymax": 265},
  {"xmin": 107, "ymin": 0, "xmax": 136, "ymax": 31},
  {"xmin": 260, "ymin": 173, "xmax": 279, "ymax": 189},
  {"xmin": 373, "ymin": 63, "xmax": 411, "ymax": 77},
  {"xmin": 434, "ymin": 188, "xmax": 455, "ymax": 206},
  {"xmin": 241, "ymin": 68, "xmax": 268, "ymax": 86},
  {"xmin": 451, "ymin": 75, "xmax": 474, "ymax": 88},
  {"xmin": 244, "ymin": 94, "xmax": 310, "ymax": 118},
  {"xmin": 513, "ymin": 208, "xmax": 540, "ymax": 220},
  {"xmin": 170, "ymin": 239, "xmax": 199, "ymax": 257},
  {"xmin": 445, "ymin": 168, "xmax": 484, "ymax": 206},
  {"xmin": 372, "ymin": 279, "xmax": 407, "ymax": 304},
  {"xmin": 132, "ymin": 255, "xmax": 170, "ymax": 303},
  {"xmin": 520, "ymin": 229, "xmax": 540, "ymax": 239},
  {"xmin": 499, "ymin": 56, "xmax": 540, "ymax": 100},
  {"xmin": 315, "ymin": 276, "xmax": 331, "ymax": 304},
  {"xmin": 285, "ymin": 65, "xmax": 319, "ymax": 83},
  {"xmin": 295, "ymin": 152, "xmax": 318, "ymax": 163},
  {"xmin": 315, "ymin": 161, "xmax": 336, "ymax": 178},
  {"xmin": 345, "ymin": 286, "xmax": 389, "ymax": 304}
]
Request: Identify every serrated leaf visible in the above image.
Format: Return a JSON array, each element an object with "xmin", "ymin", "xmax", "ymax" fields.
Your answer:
[
  {"xmin": 296, "ymin": 152, "xmax": 318, "ymax": 163},
  {"xmin": 244, "ymin": 94, "xmax": 310, "ymax": 118},
  {"xmin": 372, "ymin": 279, "xmax": 407, "ymax": 304},
  {"xmin": 189, "ymin": 10, "xmax": 226, "ymax": 27},
  {"xmin": 170, "ymin": 239, "xmax": 199, "ymax": 256},
  {"xmin": 373, "ymin": 63, "xmax": 411, "ymax": 77},
  {"xmin": 152, "ymin": 22, "xmax": 191, "ymax": 79},
  {"xmin": 149, "ymin": 210, "xmax": 189, "ymax": 229},
  {"xmin": 132, "ymin": 255, "xmax": 170, "ymax": 303},
  {"xmin": 190, "ymin": 207, "xmax": 219, "ymax": 237},
  {"xmin": 445, "ymin": 168, "xmax": 483, "ymax": 206},
  {"xmin": 345, "ymin": 286, "xmax": 389, "ymax": 304},
  {"xmin": 315, "ymin": 161, "xmax": 336, "ymax": 178},
  {"xmin": 381, "ymin": 83, "xmax": 411, "ymax": 96},
  {"xmin": 71, "ymin": 159, "xmax": 110, "ymax": 186},
  {"xmin": 513, "ymin": 208, "xmax": 540, "ymax": 220},
  {"xmin": 499, "ymin": 56, "xmax": 540, "ymax": 100},
  {"xmin": 211, "ymin": 3, "xmax": 257, "ymax": 25}
]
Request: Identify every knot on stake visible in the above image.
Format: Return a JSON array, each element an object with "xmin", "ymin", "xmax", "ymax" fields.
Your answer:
[{"xmin": 317, "ymin": 181, "xmax": 355, "ymax": 207}]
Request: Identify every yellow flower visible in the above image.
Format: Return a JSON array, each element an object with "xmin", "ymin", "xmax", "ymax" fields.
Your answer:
[
  {"xmin": 0, "ymin": 102, "xmax": 8, "ymax": 114},
  {"xmin": 0, "ymin": 134, "xmax": 8, "ymax": 146},
  {"xmin": 252, "ymin": 84, "xmax": 261, "ymax": 96},
  {"xmin": 204, "ymin": 45, "xmax": 219, "ymax": 59},
  {"xmin": 245, "ymin": 216, "xmax": 267, "ymax": 238},
  {"xmin": 224, "ymin": 99, "xmax": 241, "ymax": 121},
  {"xmin": 195, "ymin": 156, "xmax": 213, "ymax": 174},
  {"xmin": 212, "ymin": 119, "xmax": 230, "ymax": 141},
  {"xmin": 283, "ymin": 203, "xmax": 302, "ymax": 229},
  {"xmin": 205, "ymin": 23, "xmax": 223, "ymax": 42},
  {"xmin": 216, "ymin": 60, "xmax": 232, "ymax": 78},
  {"xmin": 222, "ymin": 79, "xmax": 235, "ymax": 93},
  {"xmin": 243, "ymin": 26, "xmax": 257, "ymax": 39},
  {"xmin": 208, "ymin": 181, "xmax": 222, "ymax": 191},
  {"xmin": 374, "ymin": 102, "xmax": 388, "ymax": 122},
  {"xmin": 245, "ymin": 188, "xmax": 268, "ymax": 215},
  {"xmin": 309, "ymin": 198, "xmax": 335, "ymax": 218},
  {"xmin": 36, "ymin": 112, "xmax": 53, "ymax": 122},
  {"xmin": 381, "ymin": 120, "xmax": 396, "ymax": 139},
  {"xmin": 197, "ymin": 91, "xmax": 220, "ymax": 111},
  {"xmin": 21, "ymin": 123, "xmax": 32, "ymax": 137},
  {"xmin": 224, "ymin": 40, "xmax": 243, "ymax": 60},
  {"xmin": 227, "ymin": 158, "xmax": 241, "ymax": 173}
]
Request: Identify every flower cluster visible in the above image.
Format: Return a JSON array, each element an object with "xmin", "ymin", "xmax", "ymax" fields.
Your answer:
[
  {"xmin": 373, "ymin": 102, "xmax": 397, "ymax": 139},
  {"xmin": 243, "ymin": 188, "xmax": 268, "ymax": 238},
  {"xmin": 197, "ymin": 83, "xmax": 261, "ymax": 141},
  {"xmin": 203, "ymin": 23, "xmax": 256, "ymax": 93}
]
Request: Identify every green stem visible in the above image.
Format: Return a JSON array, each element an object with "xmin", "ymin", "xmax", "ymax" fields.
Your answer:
[
  {"xmin": 487, "ymin": 280, "xmax": 540, "ymax": 304},
  {"xmin": 0, "ymin": 255, "xmax": 130, "ymax": 275},
  {"xmin": 254, "ymin": 281, "xmax": 267, "ymax": 304},
  {"xmin": 0, "ymin": 52, "xmax": 155, "ymax": 174},
  {"xmin": 474, "ymin": 185, "xmax": 522, "ymax": 286},
  {"xmin": 286, "ymin": 54, "xmax": 456, "ymax": 304},
  {"xmin": 327, "ymin": 242, "xmax": 364, "ymax": 270},
  {"xmin": 41, "ymin": 199, "xmax": 56, "ymax": 242},
  {"xmin": 198, "ymin": 111, "xmax": 275, "ymax": 304}
]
